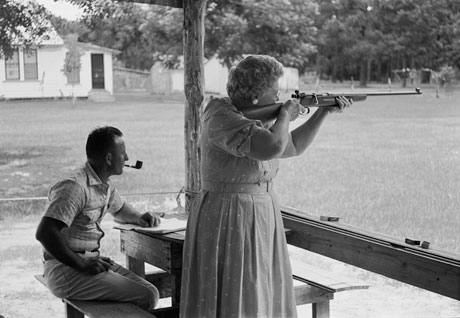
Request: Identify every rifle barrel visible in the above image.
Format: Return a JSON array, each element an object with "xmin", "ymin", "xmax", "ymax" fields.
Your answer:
[
  {"xmin": 241, "ymin": 88, "xmax": 422, "ymax": 121},
  {"xmin": 358, "ymin": 88, "xmax": 422, "ymax": 96}
]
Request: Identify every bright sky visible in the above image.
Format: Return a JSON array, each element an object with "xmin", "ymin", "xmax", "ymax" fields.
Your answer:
[{"xmin": 34, "ymin": 0, "xmax": 83, "ymax": 21}]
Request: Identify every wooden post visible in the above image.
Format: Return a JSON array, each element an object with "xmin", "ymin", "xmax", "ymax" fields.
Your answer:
[
  {"xmin": 312, "ymin": 301, "xmax": 330, "ymax": 318},
  {"xmin": 125, "ymin": 256, "xmax": 146, "ymax": 277},
  {"xmin": 183, "ymin": 0, "xmax": 206, "ymax": 212},
  {"xmin": 65, "ymin": 302, "xmax": 84, "ymax": 318}
]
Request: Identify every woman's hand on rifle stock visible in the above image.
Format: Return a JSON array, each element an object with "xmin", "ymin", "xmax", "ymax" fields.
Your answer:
[{"xmin": 281, "ymin": 99, "xmax": 306, "ymax": 121}]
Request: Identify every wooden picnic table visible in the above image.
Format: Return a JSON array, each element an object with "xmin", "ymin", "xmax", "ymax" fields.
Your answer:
[{"xmin": 119, "ymin": 228, "xmax": 185, "ymax": 316}]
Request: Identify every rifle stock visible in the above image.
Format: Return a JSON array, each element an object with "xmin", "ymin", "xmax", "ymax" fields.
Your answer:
[{"xmin": 241, "ymin": 88, "xmax": 422, "ymax": 121}]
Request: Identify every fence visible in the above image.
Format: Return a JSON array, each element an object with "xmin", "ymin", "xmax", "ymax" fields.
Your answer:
[{"xmin": 113, "ymin": 67, "xmax": 152, "ymax": 93}]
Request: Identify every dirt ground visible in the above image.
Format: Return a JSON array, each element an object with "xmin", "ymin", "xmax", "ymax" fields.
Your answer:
[{"xmin": 1, "ymin": 219, "xmax": 459, "ymax": 318}]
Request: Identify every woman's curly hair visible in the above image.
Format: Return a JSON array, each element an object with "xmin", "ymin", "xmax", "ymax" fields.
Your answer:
[{"xmin": 227, "ymin": 55, "xmax": 284, "ymax": 107}]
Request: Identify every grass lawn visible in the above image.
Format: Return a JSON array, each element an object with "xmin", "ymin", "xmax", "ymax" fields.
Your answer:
[{"xmin": 1, "ymin": 84, "xmax": 459, "ymax": 317}]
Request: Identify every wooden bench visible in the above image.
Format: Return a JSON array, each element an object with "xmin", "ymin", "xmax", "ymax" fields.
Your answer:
[
  {"xmin": 291, "ymin": 259, "xmax": 369, "ymax": 318},
  {"xmin": 34, "ymin": 274, "xmax": 158, "ymax": 318}
]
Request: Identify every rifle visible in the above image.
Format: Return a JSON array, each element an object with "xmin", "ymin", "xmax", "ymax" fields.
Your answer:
[{"xmin": 240, "ymin": 88, "xmax": 422, "ymax": 121}]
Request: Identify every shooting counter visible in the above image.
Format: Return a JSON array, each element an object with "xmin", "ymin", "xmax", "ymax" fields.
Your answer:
[{"xmin": 117, "ymin": 207, "xmax": 460, "ymax": 318}]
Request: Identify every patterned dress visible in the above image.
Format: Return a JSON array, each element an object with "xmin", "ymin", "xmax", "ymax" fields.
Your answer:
[{"xmin": 180, "ymin": 97, "xmax": 297, "ymax": 318}]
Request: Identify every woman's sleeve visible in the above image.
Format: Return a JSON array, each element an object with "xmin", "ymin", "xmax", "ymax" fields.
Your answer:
[{"xmin": 207, "ymin": 108, "xmax": 264, "ymax": 157}]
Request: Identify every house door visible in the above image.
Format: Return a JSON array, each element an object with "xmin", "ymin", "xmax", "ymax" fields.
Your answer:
[{"xmin": 91, "ymin": 54, "xmax": 105, "ymax": 89}]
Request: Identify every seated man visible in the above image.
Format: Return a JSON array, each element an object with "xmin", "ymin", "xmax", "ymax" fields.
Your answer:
[{"xmin": 36, "ymin": 126, "xmax": 162, "ymax": 311}]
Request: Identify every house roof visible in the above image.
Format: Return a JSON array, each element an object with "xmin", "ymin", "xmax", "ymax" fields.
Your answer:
[
  {"xmin": 11, "ymin": 21, "xmax": 64, "ymax": 46},
  {"xmin": 71, "ymin": 42, "xmax": 121, "ymax": 55},
  {"xmin": 26, "ymin": 28, "xmax": 64, "ymax": 46}
]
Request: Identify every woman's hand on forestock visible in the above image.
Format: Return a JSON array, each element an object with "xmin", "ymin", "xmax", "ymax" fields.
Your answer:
[
  {"xmin": 281, "ymin": 99, "xmax": 304, "ymax": 122},
  {"xmin": 326, "ymin": 96, "xmax": 353, "ymax": 114}
]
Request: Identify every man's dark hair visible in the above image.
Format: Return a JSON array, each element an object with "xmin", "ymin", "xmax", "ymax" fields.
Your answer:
[{"xmin": 86, "ymin": 126, "xmax": 123, "ymax": 160}]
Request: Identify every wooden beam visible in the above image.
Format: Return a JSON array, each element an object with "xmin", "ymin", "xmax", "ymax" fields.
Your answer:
[
  {"xmin": 118, "ymin": 0, "xmax": 183, "ymax": 8},
  {"xmin": 282, "ymin": 206, "xmax": 460, "ymax": 300},
  {"xmin": 183, "ymin": 0, "xmax": 206, "ymax": 211},
  {"xmin": 293, "ymin": 284, "xmax": 333, "ymax": 306}
]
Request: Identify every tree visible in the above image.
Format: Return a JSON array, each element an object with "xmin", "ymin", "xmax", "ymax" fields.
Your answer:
[
  {"xmin": 315, "ymin": 0, "xmax": 383, "ymax": 86},
  {"xmin": 314, "ymin": 11, "xmax": 349, "ymax": 82},
  {"xmin": 0, "ymin": 0, "xmax": 51, "ymax": 59},
  {"xmin": 78, "ymin": 1, "xmax": 157, "ymax": 70},
  {"xmin": 137, "ymin": 6, "xmax": 184, "ymax": 69},
  {"xmin": 205, "ymin": 0, "xmax": 318, "ymax": 72},
  {"xmin": 53, "ymin": 0, "xmax": 319, "ymax": 72},
  {"xmin": 60, "ymin": 1, "xmax": 183, "ymax": 70},
  {"xmin": 43, "ymin": 0, "xmax": 460, "ymax": 80},
  {"xmin": 48, "ymin": 15, "xmax": 89, "ymax": 39},
  {"xmin": 314, "ymin": 0, "xmax": 460, "ymax": 86},
  {"xmin": 62, "ymin": 34, "xmax": 83, "ymax": 104}
]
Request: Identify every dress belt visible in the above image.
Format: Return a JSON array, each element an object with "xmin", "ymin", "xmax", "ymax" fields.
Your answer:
[{"xmin": 201, "ymin": 181, "xmax": 273, "ymax": 193}]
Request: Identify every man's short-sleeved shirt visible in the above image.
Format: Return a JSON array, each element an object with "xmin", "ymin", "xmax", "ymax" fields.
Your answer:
[{"xmin": 44, "ymin": 162, "xmax": 124, "ymax": 252}]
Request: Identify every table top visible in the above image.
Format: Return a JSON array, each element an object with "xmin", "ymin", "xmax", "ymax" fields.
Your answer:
[{"xmin": 130, "ymin": 228, "xmax": 186, "ymax": 244}]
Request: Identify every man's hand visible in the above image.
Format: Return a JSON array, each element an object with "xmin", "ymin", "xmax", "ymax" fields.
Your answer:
[
  {"xmin": 138, "ymin": 212, "xmax": 165, "ymax": 227},
  {"xmin": 78, "ymin": 256, "xmax": 114, "ymax": 275}
]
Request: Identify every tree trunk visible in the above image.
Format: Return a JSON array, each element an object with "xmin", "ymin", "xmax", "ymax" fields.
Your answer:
[
  {"xmin": 359, "ymin": 59, "xmax": 367, "ymax": 87},
  {"xmin": 366, "ymin": 59, "xmax": 372, "ymax": 83},
  {"xmin": 375, "ymin": 59, "xmax": 380, "ymax": 82},
  {"xmin": 183, "ymin": 0, "xmax": 206, "ymax": 212},
  {"xmin": 388, "ymin": 55, "xmax": 393, "ymax": 82},
  {"xmin": 331, "ymin": 57, "xmax": 337, "ymax": 83},
  {"xmin": 402, "ymin": 56, "xmax": 407, "ymax": 88},
  {"xmin": 338, "ymin": 58, "xmax": 344, "ymax": 83}
]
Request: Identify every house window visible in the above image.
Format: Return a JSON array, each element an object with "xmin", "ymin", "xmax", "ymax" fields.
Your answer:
[
  {"xmin": 67, "ymin": 69, "xmax": 80, "ymax": 84},
  {"xmin": 24, "ymin": 49, "xmax": 38, "ymax": 80},
  {"xmin": 5, "ymin": 49, "xmax": 20, "ymax": 80}
]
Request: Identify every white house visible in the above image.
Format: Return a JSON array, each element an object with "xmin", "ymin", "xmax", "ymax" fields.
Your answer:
[{"xmin": 0, "ymin": 29, "xmax": 120, "ymax": 100}]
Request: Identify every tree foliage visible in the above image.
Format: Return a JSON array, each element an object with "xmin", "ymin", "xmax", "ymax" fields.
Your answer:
[
  {"xmin": 56, "ymin": 0, "xmax": 319, "ymax": 71},
  {"xmin": 1, "ymin": 0, "xmax": 459, "ymax": 83},
  {"xmin": 78, "ymin": 1, "xmax": 159, "ymax": 70},
  {"xmin": 60, "ymin": 0, "xmax": 183, "ymax": 70},
  {"xmin": 0, "ymin": 0, "xmax": 51, "ymax": 58},
  {"xmin": 62, "ymin": 34, "xmax": 83, "ymax": 103},
  {"xmin": 62, "ymin": 34, "xmax": 82, "ymax": 77},
  {"xmin": 205, "ymin": 0, "xmax": 318, "ymax": 71},
  {"xmin": 315, "ymin": 0, "xmax": 460, "ymax": 85}
]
